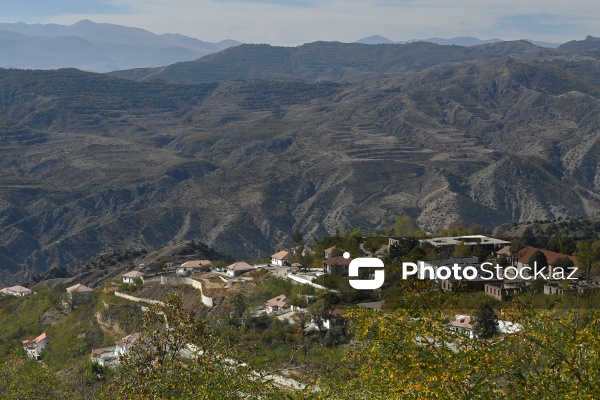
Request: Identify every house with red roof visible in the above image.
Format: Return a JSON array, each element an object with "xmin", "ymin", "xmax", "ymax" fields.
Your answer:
[
  {"xmin": 122, "ymin": 270, "xmax": 144, "ymax": 284},
  {"xmin": 226, "ymin": 262, "xmax": 254, "ymax": 277},
  {"xmin": 509, "ymin": 246, "xmax": 578, "ymax": 278},
  {"xmin": 447, "ymin": 315, "xmax": 477, "ymax": 339},
  {"xmin": 324, "ymin": 246, "xmax": 341, "ymax": 259},
  {"xmin": 177, "ymin": 260, "xmax": 213, "ymax": 275},
  {"xmin": 22, "ymin": 332, "xmax": 50, "ymax": 360},
  {"xmin": 115, "ymin": 332, "xmax": 141, "ymax": 357},
  {"xmin": 264, "ymin": 294, "xmax": 288, "ymax": 313},
  {"xmin": 66, "ymin": 283, "xmax": 94, "ymax": 305},
  {"xmin": 270, "ymin": 251, "xmax": 291, "ymax": 266},
  {"xmin": 323, "ymin": 256, "xmax": 353, "ymax": 275}
]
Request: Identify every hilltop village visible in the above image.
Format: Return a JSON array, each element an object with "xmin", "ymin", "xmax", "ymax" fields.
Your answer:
[{"xmin": 4, "ymin": 228, "xmax": 599, "ymax": 369}]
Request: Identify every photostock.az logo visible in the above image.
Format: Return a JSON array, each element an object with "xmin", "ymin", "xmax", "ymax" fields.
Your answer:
[{"xmin": 347, "ymin": 253, "xmax": 385, "ymax": 290}]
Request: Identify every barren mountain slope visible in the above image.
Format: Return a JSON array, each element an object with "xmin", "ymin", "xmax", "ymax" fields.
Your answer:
[{"xmin": 1, "ymin": 53, "xmax": 600, "ymax": 285}]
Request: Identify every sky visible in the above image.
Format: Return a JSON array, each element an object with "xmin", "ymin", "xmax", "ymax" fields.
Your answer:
[{"xmin": 2, "ymin": 0, "xmax": 597, "ymax": 45}]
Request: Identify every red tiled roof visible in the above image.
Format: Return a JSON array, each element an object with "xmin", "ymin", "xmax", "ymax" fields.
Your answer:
[
  {"xmin": 323, "ymin": 256, "xmax": 352, "ymax": 266},
  {"xmin": 450, "ymin": 316, "xmax": 473, "ymax": 330},
  {"xmin": 66, "ymin": 283, "xmax": 93, "ymax": 293},
  {"xmin": 271, "ymin": 251, "xmax": 290, "ymax": 260},
  {"xmin": 23, "ymin": 332, "xmax": 50, "ymax": 345},
  {"xmin": 1, "ymin": 285, "xmax": 31, "ymax": 294},
  {"xmin": 265, "ymin": 294, "xmax": 287, "ymax": 308},
  {"xmin": 122, "ymin": 271, "xmax": 144, "ymax": 278},
  {"xmin": 92, "ymin": 348, "xmax": 112, "ymax": 355},
  {"xmin": 515, "ymin": 246, "xmax": 576, "ymax": 266},
  {"xmin": 496, "ymin": 246, "xmax": 512, "ymax": 256},
  {"xmin": 227, "ymin": 262, "xmax": 254, "ymax": 271},
  {"xmin": 116, "ymin": 332, "xmax": 140, "ymax": 347},
  {"xmin": 181, "ymin": 260, "xmax": 213, "ymax": 268}
]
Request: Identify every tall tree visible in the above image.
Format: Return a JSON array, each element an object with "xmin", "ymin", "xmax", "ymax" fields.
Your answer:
[
  {"xmin": 394, "ymin": 216, "xmax": 417, "ymax": 237},
  {"xmin": 103, "ymin": 296, "xmax": 287, "ymax": 399},
  {"xmin": 574, "ymin": 240, "xmax": 600, "ymax": 282},
  {"xmin": 473, "ymin": 303, "xmax": 498, "ymax": 339},
  {"xmin": 291, "ymin": 230, "xmax": 304, "ymax": 247},
  {"xmin": 528, "ymin": 250, "xmax": 548, "ymax": 270}
]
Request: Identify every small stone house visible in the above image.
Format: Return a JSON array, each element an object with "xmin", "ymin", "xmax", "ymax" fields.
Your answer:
[{"xmin": 66, "ymin": 283, "xmax": 94, "ymax": 304}]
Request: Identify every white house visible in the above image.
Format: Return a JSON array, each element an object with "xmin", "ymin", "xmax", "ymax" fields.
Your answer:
[
  {"xmin": 264, "ymin": 294, "xmax": 288, "ymax": 314},
  {"xmin": 115, "ymin": 332, "xmax": 141, "ymax": 357},
  {"xmin": 226, "ymin": 262, "xmax": 254, "ymax": 277},
  {"xmin": 122, "ymin": 271, "xmax": 144, "ymax": 284},
  {"xmin": 270, "ymin": 251, "xmax": 291, "ymax": 266},
  {"xmin": 0, "ymin": 285, "xmax": 33, "ymax": 297},
  {"xmin": 324, "ymin": 246, "xmax": 339, "ymax": 259},
  {"xmin": 447, "ymin": 315, "xmax": 477, "ymax": 339},
  {"xmin": 176, "ymin": 260, "xmax": 212, "ymax": 276},
  {"xmin": 22, "ymin": 332, "xmax": 50, "ymax": 360},
  {"xmin": 91, "ymin": 347, "xmax": 118, "ymax": 367}
]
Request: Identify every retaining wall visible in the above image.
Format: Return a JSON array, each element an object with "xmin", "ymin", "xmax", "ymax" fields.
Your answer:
[
  {"xmin": 160, "ymin": 276, "xmax": 214, "ymax": 307},
  {"xmin": 114, "ymin": 292, "xmax": 164, "ymax": 305}
]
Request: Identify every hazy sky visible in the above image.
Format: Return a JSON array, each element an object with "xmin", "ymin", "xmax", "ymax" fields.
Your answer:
[{"xmin": 2, "ymin": 0, "xmax": 597, "ymax": 45}]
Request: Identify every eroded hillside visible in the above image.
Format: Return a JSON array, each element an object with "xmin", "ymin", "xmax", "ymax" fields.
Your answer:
[{"xmin": 1, "ymin": 43, "xmax": 600, "ymax": 283}]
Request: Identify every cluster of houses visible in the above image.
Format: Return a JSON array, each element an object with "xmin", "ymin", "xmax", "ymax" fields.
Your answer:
[
  {"xmin": 91, "ymin": 332, "xmax": 142, "ymax": 368},
  {"xmin": 172, "ymin": 260, "xmax": 255, "ymax": 278},
  {"xmin": 256, "ymin": 293, "xmax": 342, "ymax": 331},
  {"xmin": 385, "ymin": 235, "xmax": 595, "ymax": 300}
]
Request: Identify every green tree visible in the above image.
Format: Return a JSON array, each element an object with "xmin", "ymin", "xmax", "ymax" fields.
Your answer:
[
  {"xmin": 528, "ymin": 250, "xmax": 548, "ymax": 269},
  {"xmin": 553, "ymin": 256, "xmax": 575, "ymax": 271},
  {"xmin": 394, "ymin": 216, "xmax": 417, "ymax": 237},
  {"xmin": 453, "ymin": 241, "xmax": 471, "ymax": 258},
  {"xmin": 231, "ymin": 293, "xmax": 248, "ymax": 319},
  {"xmin": 473, "ymin": 303, "xmax": 498, "ymax": 339},
  {"xmin": 574, "ymin": 240, "xmax": 600, "ymax": 282},
  {"xmin": 0, "ymin": 349, "xmax": 69, "ymax": 399},
  {"xmin": 103, "ymin": 296, "xmax": 287, "ymax": 399},
  {"xmin": 291, "ymin": 230, "xmax": 303, "ymax": 247}
]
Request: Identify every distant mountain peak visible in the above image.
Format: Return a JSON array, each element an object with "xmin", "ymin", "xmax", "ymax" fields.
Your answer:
[
  {"xmin": 355, "ymin": 35, "xmax": 396, "ymax": 45},
  {"xmin": 0, "ymin": 20, "xmax": 241, "ymax": 72},
  {"xmin": 559, "ymin": 35, "xmax": 600, "ymax": 51}
]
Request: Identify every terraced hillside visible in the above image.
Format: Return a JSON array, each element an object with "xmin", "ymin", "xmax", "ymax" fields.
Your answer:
[{"xmin": 1, "ymin": 41, "xmax": 600, "ymax": 284}]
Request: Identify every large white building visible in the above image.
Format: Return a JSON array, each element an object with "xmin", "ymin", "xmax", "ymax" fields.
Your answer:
[{"xmin": 22, "ymin": 332, "xmax": 50, "ymax": 360}]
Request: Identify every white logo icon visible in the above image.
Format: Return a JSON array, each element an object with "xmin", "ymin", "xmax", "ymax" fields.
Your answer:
[{"xmin": 348, "ymin": 258, "xmax": 385, "ymax": 290}]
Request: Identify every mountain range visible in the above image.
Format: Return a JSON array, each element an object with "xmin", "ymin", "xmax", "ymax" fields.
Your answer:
[
  {"xmin": 0, "ymin": 20, "xmax": 240, "ymax": 72},
  {"xmin": 354, "ymin": 35, "xmax": 561, "ymax": 48},
  {"xmin": 1, "ymin": 19, "xmax": 592, "ymax": 73},
  {"xmin": 2, "ymin": 37, "xmax": 600, "ymax": 286}
]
